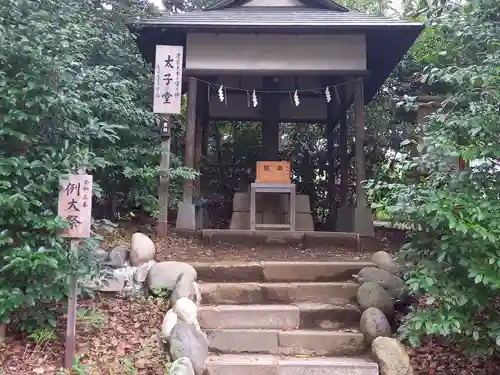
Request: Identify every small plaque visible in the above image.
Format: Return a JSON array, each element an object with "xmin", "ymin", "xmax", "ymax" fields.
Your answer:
[
  {"xmin": 256, "ymin": 161, "xmax": 291, "ymax": 184},
  {"xmin": 57, "ymin": 174, "xmax": 92, "ymax": 238}
]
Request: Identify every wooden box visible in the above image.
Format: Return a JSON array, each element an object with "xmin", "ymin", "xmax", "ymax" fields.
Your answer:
[{"xmin": 256, "ymin": 161, "xmax": 291, "ymax": 184}]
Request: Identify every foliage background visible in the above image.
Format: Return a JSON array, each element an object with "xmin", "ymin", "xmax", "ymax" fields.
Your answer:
[{"xmin": 2, "ymin": 0, "xmax": 500, "ymax": 362}]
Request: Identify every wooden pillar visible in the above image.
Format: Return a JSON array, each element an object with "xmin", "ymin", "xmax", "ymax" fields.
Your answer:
[
  {"xmin": 176, "ymin": 77, "xmax": 197, "ymax": 231},
  {"xmin": 261, "ymin": 76, "xmax": 280, "ymax": 161},
  {"xmin": 326, "ymin": 89, "xmax": 339, "ymax": 231},
  {"xmin": 354, "ymin": 79, "xmax": 366, "ymax": 200},
  {"xmin": 184, "ymin": 77, "xmax": 197, "ymax": 202},
  {"xmin": 339, "ymin": 84, "xmax": 349, "ymax": 207},
  {"xmin": 157, "ymin": 116, "xmax": 172, "ymax": 239},
  {"xmin": 353, "ymin": 78, "xmax": 374, "ymax": 237},
  {"xmin": 194, "ymin": 81, "xmax": 208, "ymax": 198}
]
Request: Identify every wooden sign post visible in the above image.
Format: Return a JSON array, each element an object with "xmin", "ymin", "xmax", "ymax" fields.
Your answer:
[
  {"xmin": 154, "ymin": 45, "xmax": 183, "ymax": 115},
  {"xmin": 153, "ymin": 45, "xmax": 184, "ymax": 240},
  {"xmin": 57, "ymin": 173, "xmax": 92, "ymax": 368}
]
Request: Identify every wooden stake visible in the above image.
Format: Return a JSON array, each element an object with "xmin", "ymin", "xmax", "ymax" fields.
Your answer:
[
  {"xmin": 0, "ymin": 323, "xmax": 6, "ymax": 344},
  {"xmin": 64, "ymin": 239, "xmax": 79, "ymax": 368},
  {"xmin": 157, "ymin": 116, "xmax": 172, "ymax": 239}
]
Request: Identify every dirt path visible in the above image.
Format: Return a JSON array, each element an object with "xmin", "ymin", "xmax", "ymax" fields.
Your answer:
[{"xmin": 2, "ymin": 227, "xmax": 498, "ymax": 374}]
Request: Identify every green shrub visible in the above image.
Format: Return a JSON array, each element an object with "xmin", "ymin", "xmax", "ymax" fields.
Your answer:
[{"xmin": 367, "ymin": 0, "xmax": 500, "ymax": 356}]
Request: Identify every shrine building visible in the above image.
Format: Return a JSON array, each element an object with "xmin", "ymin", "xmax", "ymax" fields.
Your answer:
[{"xmin": 129, "ymin": 0, "xmax": 423, "ymax": 241}]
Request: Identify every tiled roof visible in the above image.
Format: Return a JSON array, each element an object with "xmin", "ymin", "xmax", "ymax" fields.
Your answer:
[
  {"xmin": 138, "ymin": 7, "xmax": 421, "ymax": 29},
  {"xmin": 129, "ymin": 6, "xmax": 424, "ymax": 103},
  {"xmin": 206, "ymin": 0, "xmax": 349, "ymax": 11}
]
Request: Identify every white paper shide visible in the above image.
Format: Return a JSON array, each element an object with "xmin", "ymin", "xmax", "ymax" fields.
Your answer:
[{"xmin": 154, "ymin": 45, "xmax": 183, "ymax": 114}]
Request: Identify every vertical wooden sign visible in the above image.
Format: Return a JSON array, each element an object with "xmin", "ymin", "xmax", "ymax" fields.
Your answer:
[
  {"xmin": 58, "ymin": 174, "xmax": 93, "ymax": 238},
  {"xmin": 154, "ymin": 45, "xmax": 184, "ymax": 114},
  {"xmin": 57, "ymin": 173, "xmax": 93, "ymax": 368}
]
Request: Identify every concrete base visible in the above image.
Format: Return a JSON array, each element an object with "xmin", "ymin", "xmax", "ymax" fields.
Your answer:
[
  {"xmin": 205, "ymin": 355, "xmax": 379, "ymax": 375},
  {"xmin": 336, "ymin": 204, "xmax": 354, "ymax": 233},
  {"xmin": 191, "ymin": 261, "xmax": 369, "ymax": 283},
  {"xmin": 199, "ymin": 282, "xmax": 358, "ymax": 305},
  {"xmin": 201, "ymin": 230, "xmax": 359, "ymax": 248},
  {"xmin": 354, "ymin": 206, "xmax": 375, "ymax": 237},
  {"xmin": 205, "ymin": 328, "xmax": 365, "ymax": 356},
  {"xmin": 231, "ymin": 192, "xmax": 314, "ymax": 231},
  {"xmin": 198, "ymin": 303, "xmax": 361, "ymax": 330},
  {"xmin": 175, "ymin": 202, "xmax": 196, "ymax": 231},
  {"xmin": 156, "ymin": 220, "xmax": 168, "ymax": 238},
  {"xmin": 285, "ymin": 213, "xmax": 314, "ymax": 231}
]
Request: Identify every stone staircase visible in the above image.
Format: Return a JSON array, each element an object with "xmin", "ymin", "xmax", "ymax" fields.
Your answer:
[{"xmin": 192, "ymin": 261, "xmax": 380, "ymax": 375}]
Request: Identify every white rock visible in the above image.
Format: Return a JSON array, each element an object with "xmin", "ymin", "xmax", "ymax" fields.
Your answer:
[
  {"xmin": 170, "ymin": 357, "xmax": 195, "ymax": 375},
  {"xmin": 130, "ymin": 232, "xmax": 155, "ymax": 266},
  {"xmin": 93, "ymin": 273, "xmax": 126, "ymax": 292},
  {"xmin": 360, "ymin": 307, "xmax": 392, "ymax": 344},
  {"xmin": 161, "ymin": 309, "xmax": 178, "ymax": 341},
  {"xmin": 173, "ymin": 297, "xmax": 200, "ymax": 330},
  {"xmin": 114, "ymin": 265, "xmax": 138, "ymax": 285},
  {"xmin": 372, "ymin": 251, "xmax": 400, "ymax": 274},
  {"xmin": 372, "ymin": 336, "xmax": 413, "ymax": 375},
  {"xmin": 147, "ymin": 261, "xmax": 197, "ymax": 291},
  {"xmin": 193, "ymin": 282, "xmax": 202, "ymax": 307},
  {"xmin": 135, "ymin": 260, "xmax": 156, "ymax": 283},
  {"xmin": 170, "ymin": 324, "xmax": 208, "ymax": 375}
]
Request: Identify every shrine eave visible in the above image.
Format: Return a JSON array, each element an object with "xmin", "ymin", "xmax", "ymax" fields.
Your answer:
[
  {"xmin": 132, "ymin": 8, "xmax": 423, "ymax": 29},
  {"xmin": 128, "ymin": 11, "xmax": 423, "ymax": 103}
]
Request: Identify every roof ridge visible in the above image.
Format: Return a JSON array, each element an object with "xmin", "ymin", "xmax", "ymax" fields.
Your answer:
[{"xmin": 205, "ymin": 0, "xmax": 349, "ymax": 12}]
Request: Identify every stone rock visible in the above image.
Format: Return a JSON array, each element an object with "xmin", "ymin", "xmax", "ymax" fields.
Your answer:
[
  {"xmin": 169, "ymin": 323, "xmax": 208, "ymax": 375},
  {"xmin": 372, "ymin": 251, "xmax": 400, "ymax": 274},
  {"xmin": 357, "ymin": 282, "xmax": 394, "ymax": 316},
  {"xmin": 135, "ymin": 260, "xmax": 156, "ymax": 283},
  {"xmin": 360, "ymin": 307, "xmax": 392, "ymax": 344},
  {"xmin": 94, "ymin": 273, "xmax": 126, "ymax": 292},
  {"xmin": 357, "ymin": 267, "xmax": 406, "ymax": 300},
  {"xmin": 103, "ymin": 245, "xmax": 128, "ymax": 268},
  {"xmin": 171, "ymin": 273, "xmax": 197, "ymax": 306},
  {"xmin": 193, "ymin": 282, "xmax": 202, "ymax": 307},
  {"xmin": 173, "ymin": 297, "xmax": 200, "ymax": 330},
  {"xmin": 147, "ymin": 261, "xmax": 197, "ymax": 291},
  {"xmin": 161, "ymin": 309, "xmax": 178, "ymax": 341},
  {"xmin": 113, "ymin": 266, "xmax": 149, "ymax": 297},
  {"xmin": 169, "ymin": 357, "xmax": 195, "ymax": 375},
  {"xmin": 372, "ymin": 337, "xmax": 413, "ymax": 375},
  {"xmin": 130, "ymin": 233, "xmax": 155, "ymax": 266},
  {"xmin": 90, "ymin": 247, "xmax": 109, "ymax": 263}
]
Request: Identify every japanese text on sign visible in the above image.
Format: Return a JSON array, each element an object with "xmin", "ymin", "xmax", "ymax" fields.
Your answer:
[
  {"xmin": 256, "ymin": 161, "xmax": 291, "ymax": 184},
  {"xmin": 57, "ymin": 174, "xmax": 93, "ymax": 238},
  {"xmin": 153, "ymin": 45, "xmax": 184, "ymax": 114}
]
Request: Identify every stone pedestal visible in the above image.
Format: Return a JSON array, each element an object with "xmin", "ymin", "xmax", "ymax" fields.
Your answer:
[
  {"xmin": 354, "ymin": 206, "xmax": 375, "ymax": 237},
  {"xmin": 176, "ymin": 202, "xmax": 196, "ymax": 231},
  {"xmin": 336, "ymin": 204, "xmax": 354, "ymax": 233},
  {"xmin": 230, "ymin": 191, "xmax": 314, "ymax": 231}
]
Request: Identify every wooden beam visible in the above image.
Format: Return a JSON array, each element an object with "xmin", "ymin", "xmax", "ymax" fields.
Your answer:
[
  {"xmin": 183, "ymin": 69, "xmax": 371, "ymax": 77},
  {"xmin": 183, "ymin": 77, "xmax": 197, "ymax": 203},
  {"xmin": 194, "ymin": 81, "xmax": 208, "ymax": 198},
  {"xmin": 353, "ymin": 77, "xmax": 374, "ymax": 236},
  {"xmin": 325, "ymin": 77, "xmax": 342, "ymax": 230},
  {"xmin": 261, "ymin": 76, "xmax": 280, "ymax": 160},
  {"xmin": 354, "ymin": 78, "xmax": 366, "ymax": 200},
  {"xmin": 339, "ymin": 83, "xmax": 349, "ymax": 207}
]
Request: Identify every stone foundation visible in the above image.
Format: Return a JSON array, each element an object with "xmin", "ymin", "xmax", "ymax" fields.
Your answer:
[{"xmin": 230, "ymin": 192, "xmax": 314, "ymax": 231}]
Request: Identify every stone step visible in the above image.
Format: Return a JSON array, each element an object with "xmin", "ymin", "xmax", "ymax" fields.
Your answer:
[
  {"xmin": 198, "ymin": 304, "xmax": 360, "ymax": 330},
  {"xmin": 193, "ymin": 261, "xmax": 372, "ymax": 283},
  {"xmin": 205, "ymin": 354, "xmax": 379, "ymax": 375},
  {"xmin": 205, "ymin": 329, "xmax": 366, "ymax": 356},
  {"xmin": 199, "ymin": 282, "xmax": 358, "ymax": 305}
]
